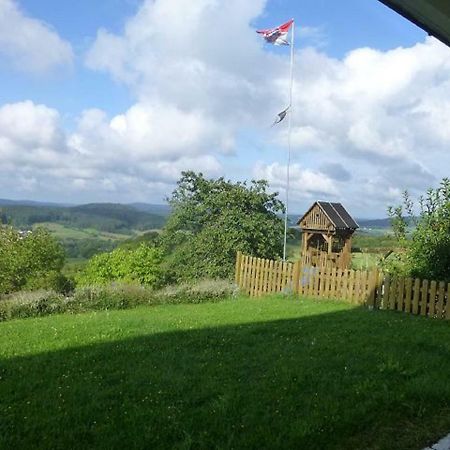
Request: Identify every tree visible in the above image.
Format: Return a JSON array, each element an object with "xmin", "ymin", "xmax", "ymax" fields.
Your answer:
[
  {"xmin": 387, "ymin": 178, "xmax": 450, "ymax": 281},
  {"xmin": 0, "ymin": 226, "xmax": 66, "ymax": 294},
  {"xmin": 160, "ymin": 171, "xmax": 285, "ymax": 281}
]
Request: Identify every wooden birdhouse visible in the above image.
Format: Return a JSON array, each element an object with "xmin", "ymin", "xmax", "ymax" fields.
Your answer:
[{"xmin": 297, "ymin": 201, "xmax": 358, "ymax": 269}]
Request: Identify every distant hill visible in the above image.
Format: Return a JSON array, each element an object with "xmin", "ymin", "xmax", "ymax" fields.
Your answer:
[
  {"xmin": 0, "ymin": 202, "xmax": 167, "ymax": 233},
  {"xmin": 129, "ymin": 203, "xmax": 172, "ymax": 216},
  {"xmin": 0, "ymin": 198, "xmax": 74, "ymax": 207},
  {"xmin": 357, "ymin": 218, "xmax": 392, "ymax": 228}
]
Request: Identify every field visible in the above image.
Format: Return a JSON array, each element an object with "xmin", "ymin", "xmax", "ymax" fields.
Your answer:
[
  {"xmin": 1, "ymin": 296, "xmax": 450, "ymax": 449},
  {"xmin": 32, "ymin": 222, "xmax": 131, "ymax": 241}
]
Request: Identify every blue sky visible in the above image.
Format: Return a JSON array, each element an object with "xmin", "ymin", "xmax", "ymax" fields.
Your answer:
[{"xmin": 0, "ymin": 0, "xmax": 449, "ymax": 218}]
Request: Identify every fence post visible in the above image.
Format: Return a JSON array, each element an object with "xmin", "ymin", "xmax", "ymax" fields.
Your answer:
[
  {"xmin": 404, "ymin": 277, "xmax": 412, "ymax": 313},
  {"xmin": 292, "ymin": 260, "xmax": 301, "ymax": 295},
  {"xmin": 437, "ymin": 281, "xmax": 445, "ymax": 319},
  {"xmin": 367, "ymin": 269, "xmax": 378, "ymax": 308},
  {"xmin": 446, "ymin": 283, "xmax": 450, "ymax": 320},
  {"xmin": 420, "ymin": 279, "xmax": 429, "ymax": 316},
  {"xmin": 429, "ymin": 280, "xmax": 437, "ymax": 318},
  {"xmin": 412, "ymin": 278, "xmax": 420, "ymax": 314},
  {"xmin": 235, "ymin": 251, "xmax": 242, "ymax": 285}
]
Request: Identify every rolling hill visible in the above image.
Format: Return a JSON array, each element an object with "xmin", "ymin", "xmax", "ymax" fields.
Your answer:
[{"xmin": 0, "ymin": 202, "xmax": 168, "ymax": 233}]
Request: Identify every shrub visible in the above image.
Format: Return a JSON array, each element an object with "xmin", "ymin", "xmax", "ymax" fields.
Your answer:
[
  {"xmin": 387, "ymin": 178, "xmax": 450, "ymax": 281},
  {"xmin": 0, "ymin": 226, "xmax": 65, "ymax": 294},
  {"xmin": 0, "ymin": 279, "xmax": 237, "ymax": 322},
  {"xmin": 24, "ymin": 271, "xmax": 75, "ymax": 294},
  {"xmin": 0, "ymin": 290, "xmax": 66, "ymax": 321},
  {"xmin": 156, "ymin": 279, "xmax": 239, "ymax": 305},
  {"xmin": 72, "ymin": 283, "xmax": 151, "ymax": 311},
  {"xmin": 78, "ymin": 244, "xmax": 163, "ymax": 287}
]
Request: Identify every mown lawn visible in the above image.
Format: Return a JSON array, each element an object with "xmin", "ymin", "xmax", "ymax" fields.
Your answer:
[{"xmin": 1, "ymin": 296, "xmax": 450, "ymax": 449}]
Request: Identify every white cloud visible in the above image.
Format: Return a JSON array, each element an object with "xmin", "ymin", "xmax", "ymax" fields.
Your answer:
[
  {"xmin": 253, "ymin": 161, "xmax": 338, "ymax": 203},
  {"xmin": 0, "ymin": 0, "xmax": 73, "ymax": 73},
  {"xmin": 1, "ymin": 0, "xmax": 450, "ymax": 216},
  {"xmin": 0, "ymin": 100, "xmax": 223, "ymax": 203}
]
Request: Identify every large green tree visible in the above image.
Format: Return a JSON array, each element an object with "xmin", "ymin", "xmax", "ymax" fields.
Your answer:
[
  {"xmin": 161, "ymin": 171, "xmax": 285, "ymax": 281},
  {"xmin": 387, "ymin": 178, "xmax": 450, "ymax": 281}
]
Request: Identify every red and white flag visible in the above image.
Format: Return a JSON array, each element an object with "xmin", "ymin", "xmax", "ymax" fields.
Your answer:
[{"xmin": 256, "ymin": 19, "xmax": 294, "ymax": 46}]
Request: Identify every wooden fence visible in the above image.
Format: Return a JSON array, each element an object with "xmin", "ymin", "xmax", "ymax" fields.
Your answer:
[{"xmin": 235, "ymin": 252, "xmax": 450, "ymax": 320}]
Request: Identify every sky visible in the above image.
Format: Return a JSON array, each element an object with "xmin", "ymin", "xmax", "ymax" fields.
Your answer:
[{"xmin": 0, "ymin": 0, "xmax": 449, "ymax": 218}]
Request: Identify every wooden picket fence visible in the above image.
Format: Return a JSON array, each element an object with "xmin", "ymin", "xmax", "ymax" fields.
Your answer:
[{"xmin": 235, "ymin": 252, "xmax": 450, "ymax": 320}]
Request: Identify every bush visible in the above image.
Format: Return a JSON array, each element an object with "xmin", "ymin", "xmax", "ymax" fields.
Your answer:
[
  {"xmin": 24, "ymin": 271, "xmax": 75, "ymax": 294},
  {"xmin": 78, "ymin": 244, "xmax": 163, "ymax": 287},
  {"xmin": 387, "ymin": 178, "xmax": 450, "ymax": 281},
  {"xmin": 156, "ymin": 279, "xmax": 239, "ymax": 305},
  {"xmin": 0, "ymin": 279, "xmax": 238, "ymax": 322},
  {"xmin": 0, "ymin": 290, "xmax": 66, "ymax": 321},
  {"xmin": 0, "ymin": 226, "xmax": 66, "ymax": 294},
  {"xmin": 72, "ymin": 283, "xmax": 151, "ymax": 311}
]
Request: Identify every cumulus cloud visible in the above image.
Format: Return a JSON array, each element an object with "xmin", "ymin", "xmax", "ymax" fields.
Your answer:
[
  {"xmin": 253, "ymin": 161, "xmax": 338, "ymax": 201},
  {"xmin": 1, "ymin": 0, "xmax": 450, "ymax": 215},
  {"xmin": 0, "ymin": 0, "xmax": 73, "ymax": 73},
  {"xmin": 0, "ymin": 100, "xmax": 223, "ymax": 203}
]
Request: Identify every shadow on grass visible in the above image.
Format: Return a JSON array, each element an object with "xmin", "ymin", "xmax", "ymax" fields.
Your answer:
[{"xmin": 1, "ymin": 307, "xmax": 450, "ymax": 450}]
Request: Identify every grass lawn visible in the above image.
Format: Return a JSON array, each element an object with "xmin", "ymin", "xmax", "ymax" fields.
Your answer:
[{"xmin": 1, "ymin": 297, "xmax": 450, "ymax": 449}]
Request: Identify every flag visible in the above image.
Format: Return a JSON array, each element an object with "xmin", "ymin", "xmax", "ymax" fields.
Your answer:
[
  {"xmin": 272, "ymin": 106, "xmax": 289, "ymax": 126},
  {"xmin": 256, "ymin": 19, "xmax": 294, "ymax": 46}
]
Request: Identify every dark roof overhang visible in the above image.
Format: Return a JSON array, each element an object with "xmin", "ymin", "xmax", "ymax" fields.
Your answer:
[{"xmin": 379, "ymin": 0, "xmax": 450, "ymax": 48}]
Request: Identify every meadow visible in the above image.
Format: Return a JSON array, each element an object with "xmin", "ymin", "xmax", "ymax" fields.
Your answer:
[{"xmin": 1, "ymin": 295, "xmax": 450, "ymax": 450}]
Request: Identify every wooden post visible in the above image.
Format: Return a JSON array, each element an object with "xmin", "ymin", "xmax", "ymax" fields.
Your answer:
[
  {"xmin": 367, "ymin": 269, "xmax": 377, "ymax": 308},
  {"xmin": 249, "ymin": 256, "xmax": 256, "ymax": 296},
  {"xmin": 383, "ymin": 276, "xmax": 390, "ymax": 310},
  {"xmin": 412, "ymin": 278, "xmax": 420, "ymax": 315},
  {"xmin": 292, "ymin": 260, "xmax": 301, "ymax": 295},
  {"xmin": 404, "ymin": 278, "xmax": 412, "ymax": 313},
  {"xmin": 235, "ymin": 251, "xmax": 242, "ymax": 285},
  {"xmin": 241, "ymin": 255, "xmax": 249, "ymax": 293},
  {"xmin": 429, "ymin": 280, "xmax": 437, "ymax": 318},
  {"xmin": 268, "ymin": 259, "xmax": 275, "ymax": 293},
  {"xmin": 420, "ymin": 279, "xmax": 429, "ymax": 316},
  {"xmin": 389, "ymin": 277, "xmax": 397, "ymax": 310},
  {"xmin": 397, "ymin": 277, "xmax": 405, "ymax": 312},
  {"xmin": 446, "ymin": 283, "xmax": 450, "ymax": 320},
  {"xmin": 375, "ymin": 272, "xmax": 384, "ymax": 309},
  {"xmin": 436, "ymin": 281, "xmax": 445, "ymax": 319}
]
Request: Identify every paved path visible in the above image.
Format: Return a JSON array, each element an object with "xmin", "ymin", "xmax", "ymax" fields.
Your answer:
[{"xmin": 424, "ymin": 434, "xmax": 450, "ymax": 450}]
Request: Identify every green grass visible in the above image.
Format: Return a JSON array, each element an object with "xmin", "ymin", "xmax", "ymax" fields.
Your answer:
[
  {"xmin": 33, "ymin": 222, "xmax": 131, "ymax": 240},
  {"xmin": 351, "ymin": 252, "xmax": 382, "ymax": 270},
  {"xmin": 1, "ymin": 296, "xmax": 450, "ymax": 449}
]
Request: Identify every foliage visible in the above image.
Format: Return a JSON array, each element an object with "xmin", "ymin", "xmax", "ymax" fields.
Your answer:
[
  {"xmin": 161, "ymin": 171, "xmax": 284, "ymax": 282},
  {"xmin": 118, "ymin": 231, "xmax": 160, "ymax": 250},
  {"xmin": 155, "ymin": 279, "xmax": 239, "ymax": 304},
  {"xmin": 2, "ymin": 297, "xmax": 450, "ymax": 449},
  {"xmin": 387, "ymin": 178, "xmax": 450, "ymax": 281},
  {"xmin": 63, "ymin": 237, "xmax": 118, "ymax": 259},
  {"xmin": 77, "ymin": 244, "xmax": 163, "ymax": 287},
  {"xmin": 0, "ymin": 279, "xmax": 237, "ymax": 322},
  {"xmin": 0, "ymin": 226, "xmax": 66, "ymax": 294},
  {"xmin": 1, "ymin": 203, "xmax": 166, "ymax": 233}
]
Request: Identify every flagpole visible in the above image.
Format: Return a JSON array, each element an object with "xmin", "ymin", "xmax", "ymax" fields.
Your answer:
[{"xmin": 283, "ymin": 19, "xmax": 295, "ymax": 261}]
